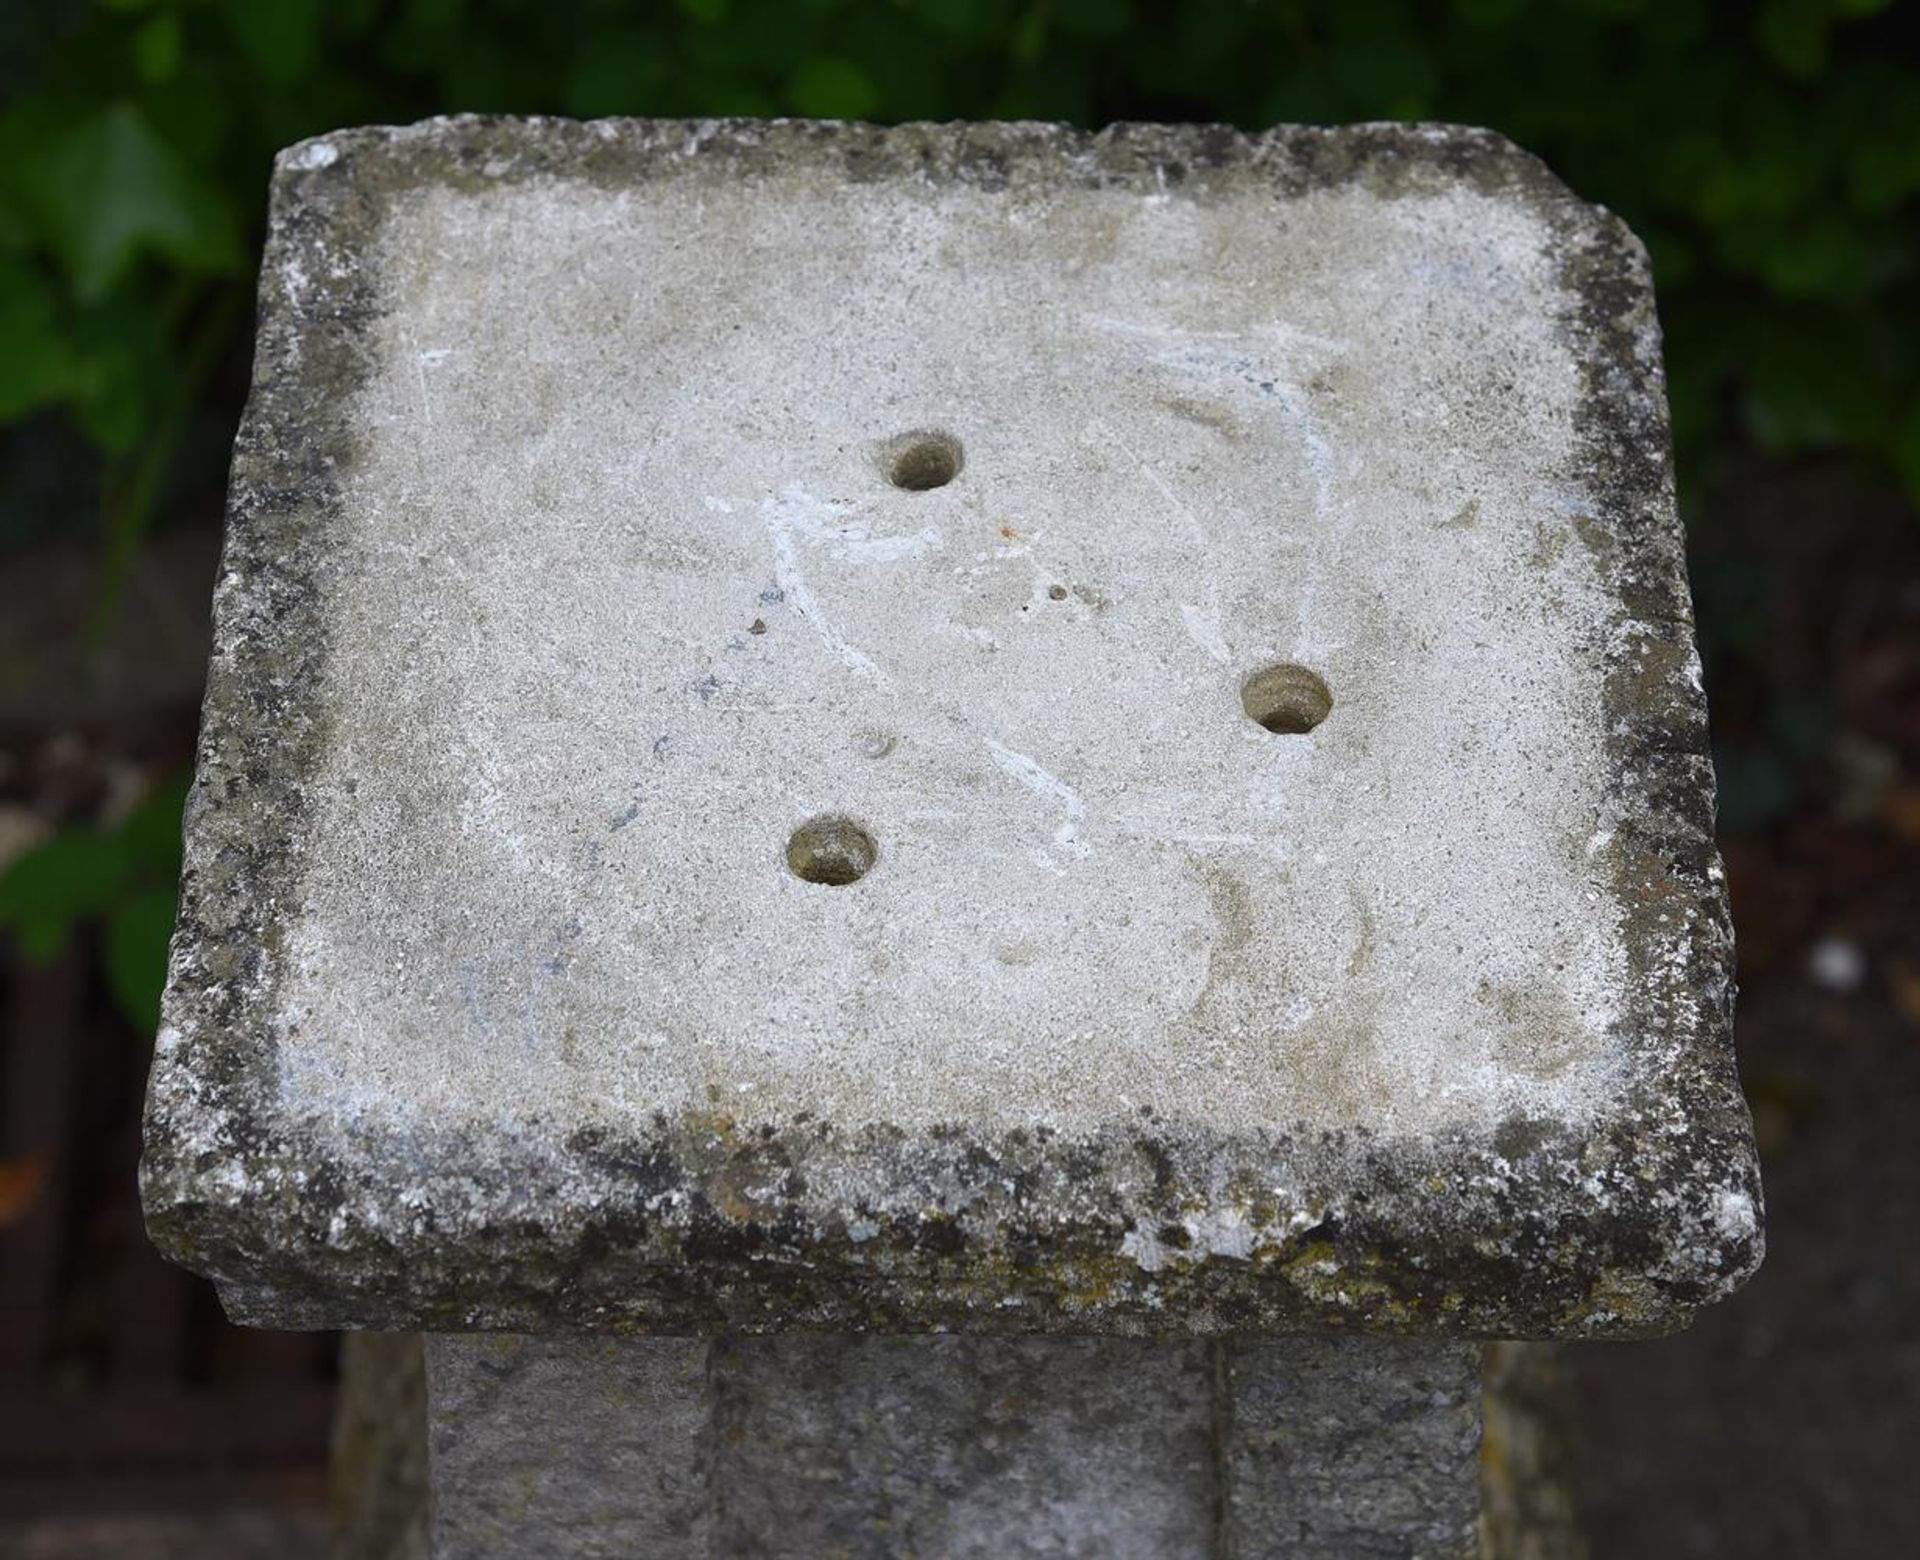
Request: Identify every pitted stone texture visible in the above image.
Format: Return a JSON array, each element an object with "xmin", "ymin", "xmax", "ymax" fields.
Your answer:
[
  {"xmin": 425, "ymin": 1334, "xmax": 1479, "ymax": 1558},
  {"xmin": 713, "ymin": 1336, "xmax": 1217, "ymax": 1556},
  {"xmin": 426, "ymin": 1336, "xmax": 709, "ymax": 1558},
  {"xmin": 1227, "ymin": 1337, "xmax": 1483, "ymax": 1558},
  {"xmin": 142, "ymin": 117, "xmax": 1761, "ymax": 1337}
]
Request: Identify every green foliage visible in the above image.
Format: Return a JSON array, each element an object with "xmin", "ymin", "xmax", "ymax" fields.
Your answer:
[
  {"xmin": 0, "ymin": 780, "xmax": 187, "ymax": 1031},
  {"xmin": 0, "ymin": 0, "xmax": 1913, "ymax": 527},
  {"xmin": 19, "ymin": 100, "xmax": 243, "ymax": 302}
]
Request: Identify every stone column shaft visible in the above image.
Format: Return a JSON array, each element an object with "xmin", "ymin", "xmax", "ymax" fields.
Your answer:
[{"xmin": 426, "ymin": 1335, "xmax": 1483, "ymax": 1559}]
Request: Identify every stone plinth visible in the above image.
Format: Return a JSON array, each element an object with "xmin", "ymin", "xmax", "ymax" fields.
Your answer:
[
  {"xmin": 426, "ymin": 1335, "xmax": 1482, "ymax": 1558},
  {"xmin": 140, "ymin": 116, "xmax": 1762, "ymax": 1555}
]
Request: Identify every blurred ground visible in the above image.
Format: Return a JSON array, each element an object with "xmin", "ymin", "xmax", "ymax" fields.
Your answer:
[
  {"xmin": 0, "ymin": 1508, "xmax": 325, "ymax": 1559},
  {"xmin": 0, "ymin": 509, "xmax": 336, "ymax": 1549},
  {"xmin": 1571, "ymin": 952, "xmax": 1920, "ymax": 1558},
  {"xmin": 2, "ymin": 450, "xmax": 1917, "ymax": 1553},
  {"xmin": 1568, "ymin": 458, "xmax": 1920, "ymax": 1558}
]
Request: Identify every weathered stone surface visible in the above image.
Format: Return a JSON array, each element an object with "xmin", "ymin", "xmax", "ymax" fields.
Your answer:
[
  {"xmin": 141, "ymin": 116, "xmax": 1761, "ymax": 1336},
  {"xmin": 427, "ymin": 1336, "xmax": 709, "ymax": 1557},
  {"xmin": 330, "ymin": 1332, "xmax": 430, "ymax": 1560},
  {"xmin": 425, "ymin": 1333, "xmax": 1479, "ymax": 1558},
  {"xmin": 1227, "ymin": 1337, "xmax": 1482, "ymax": 1558},
  {"xmin": 710, "ymin": 1336, "xmax": 1217, "ymax": 1556}
]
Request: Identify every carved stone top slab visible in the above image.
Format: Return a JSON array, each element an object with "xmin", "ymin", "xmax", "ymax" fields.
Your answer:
[{"xmin": 141, "ymin": 117, "xmax": 1762, "ymax": 1337}]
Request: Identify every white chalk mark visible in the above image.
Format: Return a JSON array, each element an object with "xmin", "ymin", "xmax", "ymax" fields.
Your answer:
[
  {"xmin": 1089, "ymin": 416, "xmax": 1227, "ymax": 665},
  {"xmin": 769, "ymin": 485, "xmax": 942, "ymax": 564},
  {"xmin": 401, "ymin": 327, "xmax": 433, "ymax": 431},
  {"xmin": 986, "ymin": 740, "xmax": 1085, "ymax": 816},
  {"xmin": 986, "ymin": 740, "xmax": 1090, "ymax": 861},
  {"xmin": 1151, "ymin": 831, "xmax": 1283, "ymax": 850},
  {"xmin": 767, "ymin": 523, "xmax": 883, "ymax": 681},
  {"xmin": 1232, "ymin": 367, "xmax": 1339, "ymax": 648},
  {"xmin": 761, "ymin": 487, "xmax": 943, "ymax": 683},
  {"xmin": 1185, "ymin": 1206, "xmax": 1255, "ymax": 1260},
  {"xmin": 1180, "ymin": 603, "xmax": 1231, "ymax": 664},
  {"xmin": 1097, "ymin": 322, "xmax": 1345, "ymax": 654},
  {"xmin": 1082, "ymin": 315, "xmax": 1242, "ymax": 345},
  {"xmin": 1092, "ymin": 418, "xmax": 1208, "ymax": 549}
]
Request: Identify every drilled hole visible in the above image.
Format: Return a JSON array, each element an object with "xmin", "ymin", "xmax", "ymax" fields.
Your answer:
[
  {"xmin": 786, "ymin": 815, "xmax": 878, "ymax": 885},
  {"xmin": 885, "ymin": 431, "xmax": 963, "ymax": 491},
  {"xmin": 1241, "ymin": 664, "xmax": 1333, "ymax": 735}
]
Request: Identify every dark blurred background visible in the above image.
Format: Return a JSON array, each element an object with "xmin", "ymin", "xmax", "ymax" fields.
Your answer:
[{"xmin": 2, "ymin": 1, "xmax": 1916, "ymax": 1555}]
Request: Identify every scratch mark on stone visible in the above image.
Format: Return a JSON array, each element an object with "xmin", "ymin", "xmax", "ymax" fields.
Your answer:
[
  {"xmin": 985, "ymin": 739, "xmax": 1090, "ymax": 864},
  {"xmin": 762, "ymin": 488, "xmax": 889, "ymax": 683},
  {"xmin": 1082, "ymin": 314, "xmax": 1351, "ymax": 357},
  {"xmin": 1180, "ymin": 603, "xmax": 1231, "ymax": 664},
  {"xmin": 401, "ymin": 322, "xmax": 439, "ymax": 445},
  {"xmin": 1094, "ymin": 419, "xmax": 1208, "ymax": 549},
  {"xmin": 1086, "ymin": 316, "xmax": 1349, "ymax": 658},
  {"xmin": 401, "ymin": 327, "xmax": 434, "ymax": 432},
  {"xmin": 1088, "ymin": 416, "xmax": 1229, "ymax": 665}
]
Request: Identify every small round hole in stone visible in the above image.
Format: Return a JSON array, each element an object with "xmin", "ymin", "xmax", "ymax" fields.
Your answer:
[
  {"xmin": 886, "ymin": 431, "xmax": 963, "ymax": 491},
  {"xmin": 1240, "ymin": 664, "xmax": 1333, "ymax": 735},
  {"xmin": 786, "ymin": 815, "xmax": 878, "ymax": 886}
]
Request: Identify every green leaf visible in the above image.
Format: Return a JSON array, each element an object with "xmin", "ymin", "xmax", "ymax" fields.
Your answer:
[
  {"xmin": 33, "ymin": 102, "xmax": 242, "ymax": 301},
  {"xmin": 0, "ymin": 831, "xmax": 131, "ymax": 960},
  {"xmin": 105, "ymin": 885, "xmax": 178, "ymax": 1033},
  {"xmin": 132, "ymin": 13, "xmax": 184, "ymax": 84},
  {"xmin": 404, "ymin": 0, "xmax": 466, "ymax": 30},
  {"xmin": 64, "ymin": 294, "xmax": 171, "ymax": 452},
  {"xmin": 1054, "ymin": 0, "xmax": 1132, "ymax": 39},
  {"xmin": 1847, "ymin": 135, "xmax": 1920, "ymax": 214},
  {"xmin": 69, "ymin": 349, "xmax": 150, "ymax": 451},
  {"xmin": 1757, "ymin": 0, "xmax": 1829, "ymax": 77},
  {"xmin": 915, "ymin": 0, "xmax": 983, "ymax": 34},
  {"xmin": 0, "ymin": 259, "xmax": 75, "ymax": 419},
  {"xmin": 789, "ymin": 57, "xmax": 881, "ymax": 119},
  {"xmin": 1010, "ymin": 6, "xmax": 1047, "ymax": 66},
  {"xmin": 565, "ymin": 31, "xmax": 669, "ymax": 118},
  {"xmin": 221, "ymin": 0, "xmax": 321, "ymax": 84},
  {"xmin": 1756, "ymin": 216, "xmax": 1871, "ymax": 301},
  {"xmin": 117, "ymin": 776, "xmax": 189, "ymax": 877},
  {"xmin": 0, "ymin": 767, "xmax": 187, "ymax": 1012}
]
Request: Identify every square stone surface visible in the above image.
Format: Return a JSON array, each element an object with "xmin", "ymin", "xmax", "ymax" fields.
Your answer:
[{"xmin": 141, "ymin": 117, "xmax": 1762, "ymax": 1337}]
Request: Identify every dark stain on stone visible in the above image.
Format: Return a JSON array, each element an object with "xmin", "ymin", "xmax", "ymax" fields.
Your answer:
[{"xmin": 1161, "ymin": 395, "xmax": 1242, "ymax": 439}]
